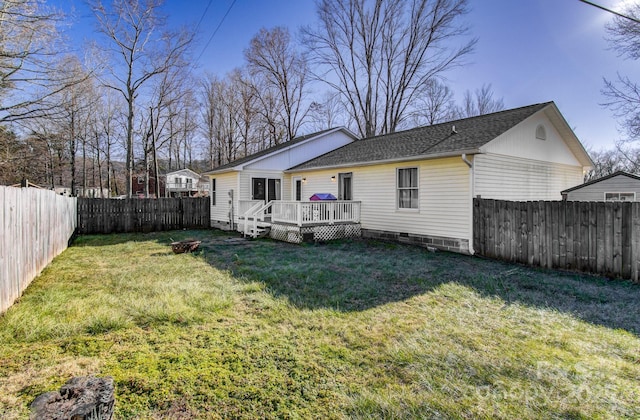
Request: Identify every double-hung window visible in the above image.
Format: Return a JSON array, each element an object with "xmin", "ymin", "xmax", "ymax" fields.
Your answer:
[
  {"xmin": 605, "ymin": 192, "xmax": 634, "ymax": 202},
  {"xmin": 397, "ymin": 167, "xmax": 419, "ymax": 209}
]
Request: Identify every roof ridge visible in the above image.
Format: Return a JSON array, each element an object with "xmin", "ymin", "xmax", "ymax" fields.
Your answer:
[{"xmin": 359, "ymin": 101, "xmax": 553, "ymax": 143}]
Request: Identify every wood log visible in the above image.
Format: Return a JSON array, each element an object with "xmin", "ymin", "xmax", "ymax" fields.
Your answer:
[{"xmin": 30, "ymin": 376, "xmax": 114, "ymax": 420}]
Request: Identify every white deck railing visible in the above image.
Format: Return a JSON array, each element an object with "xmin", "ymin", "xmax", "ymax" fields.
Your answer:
[
  {"xmin": 271, "ymin": 201, "xmax": 361, "ymax": 226},
  {"xmin": 238, "ymin": 200, "xmax": 263, "ymax": 216}
]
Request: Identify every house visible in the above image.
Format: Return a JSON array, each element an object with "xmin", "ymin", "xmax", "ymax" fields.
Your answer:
[
  {"xmin": 203, "ymin": 127, "xmax": 359, "ymax": 234},
  {"xmin": 53, "ymin": 186, "xmax": 72, "ymax": 196},
  {"xmin": 204, "ymin": 102, "xmax": 593, "ymax": 254},
  {"xmin": 132, "ymin": 173, "xmax": 165, "ymax": 198},
  {"xmin": 165, "ymin": 169, "xmax": 208, "ymax": 197},
  {"xmin": 74, "ymin": 186, "xmax": 110, "ymax": 198},
  {"xmin": 561, "ymin": 171, "xmax": 640, "ymax": 201}
]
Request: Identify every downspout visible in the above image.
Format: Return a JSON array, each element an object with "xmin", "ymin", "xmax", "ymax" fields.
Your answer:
[{"xmin": 461, "ymin": 154, "xmax": 475, "ymax": 255}]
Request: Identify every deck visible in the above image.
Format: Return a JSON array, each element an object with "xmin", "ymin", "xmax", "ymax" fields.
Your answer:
[{"xmin": 238, "ymin": 200, "xmax": 361, "ymax": 243}]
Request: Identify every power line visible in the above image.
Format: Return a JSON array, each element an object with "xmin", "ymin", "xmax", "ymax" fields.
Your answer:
[
  {"xmin": 577, "ymin": 0, "xmax": 640, "ymax": 24},
  {"xmin": 195, "ymin": 0, "xmax": 238, "ymax": 65},
  {"xmin": 194, "ymin": 0, "xmax": 214, "ymax": 34}
]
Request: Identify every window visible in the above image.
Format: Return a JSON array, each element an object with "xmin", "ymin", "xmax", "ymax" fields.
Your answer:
[
  {"xmin": 605, "ymin": 192, "xmax": 635, "ymax": 202},
  {"xmin": 211, "ymin": 179, "xmax": 216, "ymax": 205},
  {"xmin": 535, "ymin": 124, "xmax": 547, "ymax": 140},
  {"xmin": 397, "ymin": 167, "xmax": 418, "ymax": 209}
]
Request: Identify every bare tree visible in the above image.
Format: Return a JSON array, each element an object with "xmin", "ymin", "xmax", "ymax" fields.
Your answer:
[
  {"xmin": 411, "ymin": 79, "xmax": 458, "ymax": 126},
  {"xmin": 251, "ymin": 75, "xmax": 286, "ymax": 147},
  {"xmin": 229, "ymin": 69, "xmax": 259, "ymax": 156},
  {"xmin": 98, "ymin": 88, "xmax": 125, "ymax": 196},
  {"xmin": 199, "ymin": 74, "xmax": 224, "ymax": 168},
  {"xmin": 302, "ymin": 0, "xmax": 475, "ymax": 137},
  {"xmin": 245, "ymin": 27, "xmax": 309, "ymax": 142},
  {"xmin": 602, "ymin": 3, "xmax": 640, "ymax": 142},
  {"xmin": 56, "ymin": 58, "xmax": 98, "ymax": 196},
  {"xmin": 586, "ymin": 144, "xmax": 640, "ymax": 180},
  {"xmin": 308, "ymin": 92, "xmax": 347, "ymax": 131},
  {"xmin": 89, "ymin": 0, "xmax": 194, "ymax": 197},
  {"xmin": 0, "ymin": 0, "xmax": 89, "ymax": 123},
  {"xmin": 458, "ymin": 83, "xmax": 504, "ymax": 118}
]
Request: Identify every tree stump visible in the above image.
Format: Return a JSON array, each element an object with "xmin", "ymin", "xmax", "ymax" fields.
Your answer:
[{"xmin": 30, "ymin": 376, "xmax": 114, "ymax": 420}]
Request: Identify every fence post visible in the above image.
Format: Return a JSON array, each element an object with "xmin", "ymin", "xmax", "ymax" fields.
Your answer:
[{"xmin": 632, "ymin": 203, "xmax": 639, "ymax": 283}]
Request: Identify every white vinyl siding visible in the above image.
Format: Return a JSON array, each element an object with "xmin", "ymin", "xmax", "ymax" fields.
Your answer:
[
  {"xmin": 211, "ymin": 178, "xmax": 216, "ymax": 205},
  {"xmin": 292, "ymin": 157, "xmax": 470, "ymax": 241},
  {"xmin": 474, "ymin": 154, "xmax": 583, "ymax": 201},
  {"xmin": 481, "ymin": 112, "xmax": 582, "ymax": 167},
  {"xmin": 290, "ymin": 172, "xmax": 336, "ymax": 202},
  {"xmin": 210, "ymin": 172, "xmax": 237, "ymax": 225},
  {"xmin": 565, "ymin": 174, "xmax": 640, "ymax": 201},
  {"xmin": 243, "ymin": 130, "xmax": 356, "ymax": 171}
]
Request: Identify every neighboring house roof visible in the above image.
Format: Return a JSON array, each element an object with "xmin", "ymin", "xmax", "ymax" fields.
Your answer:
[
  {"xmin": 166, "ymin": 168, "xmax": 201, "ymax": 179},
  {"xmin": 203, "ymin": 127, "xmax": 358, "ymax": 175},
  {"xmin": 561, "ymin": 171, "xmax": 640, "ymax": 194},
  {"xmin": 289, "ymin": 102, "xmax": 592, "ymax": 171}
]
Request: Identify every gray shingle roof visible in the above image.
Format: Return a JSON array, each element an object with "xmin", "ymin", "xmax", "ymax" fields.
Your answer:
[
  {"xmin": 561, "ymin": 170, "xmax": 640, "ymax": 194},
  {"xmin": 203, "ymin": 127, "xmax": 339, "ymax": 174},
  {"xmin": 290, "ymin": 102, "xmax": 552, "ymax": 171}
]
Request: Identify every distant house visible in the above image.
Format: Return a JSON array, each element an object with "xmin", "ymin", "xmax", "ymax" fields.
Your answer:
[
  {"xmin": 132, "ymin": 172, "xmax": 164, "ymax": 198},
  {"xmin": 74, "ymin": 186, "xmax": 110, "ymax": 198},
  {"xmin": 53, "ymin": 186, "xmax": 72, "ymax": 196},
  {"xmin": 561, "ymin": 171, "xmax": 640, "ymax": 201},
  {"xmin": 204, "ymin": 102, "xmax": 593, "ymax": 254},
  {"xmin": 165, "ymin": 169, "xmax": 208, "ymax": 197}
]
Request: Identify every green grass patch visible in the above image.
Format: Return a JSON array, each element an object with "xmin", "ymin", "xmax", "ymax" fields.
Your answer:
[{"xmin": 1, "ymin": 230, "xmax": 639, "ymax": 419}]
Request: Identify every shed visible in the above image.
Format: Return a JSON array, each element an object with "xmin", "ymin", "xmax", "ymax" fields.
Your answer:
[{"xmin": 561, "ymin": 171, "xmax": 640, "ymax": 201}]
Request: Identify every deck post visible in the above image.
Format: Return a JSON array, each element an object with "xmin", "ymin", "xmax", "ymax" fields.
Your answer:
[{"xmin": 329, "ymin": 202, "xmax": 334, "ymax": 225}]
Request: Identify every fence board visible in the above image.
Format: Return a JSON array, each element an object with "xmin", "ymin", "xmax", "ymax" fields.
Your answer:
[
  {"xmin": 588, "ymin": 202, "xmax": 597, "ymax": 273},
  {"xmin": 632, "ymin": 203, "xmax": 640, "ymax": 282},
  {"xmin": 613, "ymin": 202, "xmax": 623, "ymax": 276},
  {"xmin": 1, "ymin": 187, "xmax": 77, "ymax": 314},
  {"xmin": 622, "ymin": 202, "xmax": 632, "ymax": 279},
  {"xmin": 473, "ymin": 198, "xmax": 639, "ymax": 283},
  {"xmin": 519, "ymin": 201, "xmax": 528, "ymax": 262}
]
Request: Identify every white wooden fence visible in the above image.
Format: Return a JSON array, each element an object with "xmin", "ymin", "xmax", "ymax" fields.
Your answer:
[{"xmin": 1, "ymin": 186, "xmax": 77, "ymax": 314}]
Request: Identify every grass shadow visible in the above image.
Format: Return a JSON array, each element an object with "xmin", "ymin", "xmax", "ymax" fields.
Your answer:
[
  {"xmin": 198, "ymin": 233, "xmax": 640, "ymax": 335},
  {"xmin": 73, "ymin": 230, "xmax": 209, "ymax": 248}
]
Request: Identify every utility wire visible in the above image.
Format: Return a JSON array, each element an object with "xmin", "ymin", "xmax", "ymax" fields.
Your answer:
[
  {"xmin": 195, "ymin": 0, "xmax": 238, "ymax": 64},
  {"xmin": 577, "ymin": 0, "xmax": 640, "ymax": 24},
  {"xmin": 194, "ymin": 0, "xmax": 214, "ymax": 34}
]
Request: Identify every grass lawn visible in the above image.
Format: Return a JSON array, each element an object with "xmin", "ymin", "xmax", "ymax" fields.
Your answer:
[{"xmin": 0, "ymin": 229, "xmax": 639, "ymax": 419}]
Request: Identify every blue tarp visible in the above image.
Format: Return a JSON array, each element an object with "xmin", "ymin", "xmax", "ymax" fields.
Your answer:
[{"xmin": 309, "ymin": 193, "xmax": 337, "ymax": 201}]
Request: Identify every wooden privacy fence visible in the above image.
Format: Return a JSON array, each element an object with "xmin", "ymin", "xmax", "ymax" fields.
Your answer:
[
  {"xmin": 1, "ymin": 186, "xmax": 77, "ymax": 314},
  {"xmin": 473, "ymin": 198, "xmax": 640, "ymax": 282},
  {"xmin": 77, "ymin": 197, "xmax": 210, "ymax": 234}
]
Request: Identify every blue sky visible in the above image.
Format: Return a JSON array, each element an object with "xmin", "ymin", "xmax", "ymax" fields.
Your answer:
[{"xmin": 55, "ymin": 0, "xmax": 636, "ymax": 151}]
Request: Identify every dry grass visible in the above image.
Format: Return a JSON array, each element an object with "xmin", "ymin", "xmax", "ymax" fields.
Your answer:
[{"xmin": 0, "ymin": 230, "xmax": 638, "ymax": 419}]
